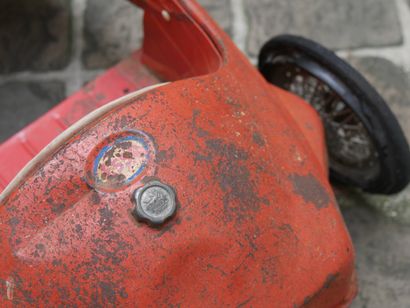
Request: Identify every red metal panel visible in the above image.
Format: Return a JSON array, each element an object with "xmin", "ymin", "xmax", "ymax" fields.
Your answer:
[
  {"xmin": 274, "ymin": 85, "xmax": 329, "ymax": 176},
  {"xmin": 0, "ymin": 51, "xmax": 161, "ymax": 191},
  {"xmin": 0, "ymin": 139, "xmax": 34, "ymax": 181},
  {"xmin": 0, "ymin": 0, "xmax": 356, "ymax": 306}
]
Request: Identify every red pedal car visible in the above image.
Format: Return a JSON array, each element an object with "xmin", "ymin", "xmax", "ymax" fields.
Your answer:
[{"xmin": 0, "ymin": 0, "xmax": 409, "ymax": 306}]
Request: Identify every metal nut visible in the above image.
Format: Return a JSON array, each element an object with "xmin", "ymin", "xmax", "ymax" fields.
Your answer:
[{"xmin": 133, "ymin": 180, "xmax": 176, "ymax": 226}]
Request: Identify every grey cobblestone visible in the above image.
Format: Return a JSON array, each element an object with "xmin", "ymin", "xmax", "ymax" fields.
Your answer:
[
  {"xmin": 0, "ymin": 0, "xmax": 71, "ymax": 74},
  {"xmin": 198, "ymin": 0, "xmax": 232, "ymax": 35},
  {"xmin": 0, "ymin": 81, "xmax": 65, "ymax": 142},
  {"xmin": 82, "ymin": 0, "xmax": 143, "ymax": 69},
  {"xmin": 245, "ymin": 0, "xmax": 403, "ymax": 56},
  {"xmin": 347, "ymin": 56, "xmax": 410, "ymax": 143},
  {"xmin": 338, "ymin": 189, "xmax": 410, "ymax": 308}
]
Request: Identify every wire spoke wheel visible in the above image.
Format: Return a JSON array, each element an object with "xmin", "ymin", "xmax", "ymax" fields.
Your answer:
[
  {"xmin": 258, "ymin": 35, "xmax": 410, "ymax": 194},
  {"xmin": 271, "ymin": 63, "xmax": 380, "ymax": 180}
]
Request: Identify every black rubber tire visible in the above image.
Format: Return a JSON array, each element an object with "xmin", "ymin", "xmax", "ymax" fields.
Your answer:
[{"xmin": 258, "ymin": 34, "xmax": 410, "ymax": 194}]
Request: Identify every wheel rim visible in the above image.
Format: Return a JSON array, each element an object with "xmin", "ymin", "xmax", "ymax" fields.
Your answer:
[{"xmin": 266, "ymin": 60, "xmax": 380, "ymax": 180}]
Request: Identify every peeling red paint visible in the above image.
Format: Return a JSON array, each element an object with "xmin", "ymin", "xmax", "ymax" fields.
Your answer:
[
  {"xmin": 289, "ymin": 172, "xmax": 331, "ymax": 209},
  {"xmin": 0, "ymin": 0, "xmax": 356, "ymax": 306}
]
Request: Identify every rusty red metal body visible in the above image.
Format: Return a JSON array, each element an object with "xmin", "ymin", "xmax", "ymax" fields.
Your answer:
[{"xmin": 0, "ymin": 0, "xmax": 356, "ymax": 306}]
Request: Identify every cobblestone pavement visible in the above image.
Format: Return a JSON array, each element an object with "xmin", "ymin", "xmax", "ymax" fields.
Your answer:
[{"xmin": 1, "ymin": 0, "xmax": 410, "ymax": 306}]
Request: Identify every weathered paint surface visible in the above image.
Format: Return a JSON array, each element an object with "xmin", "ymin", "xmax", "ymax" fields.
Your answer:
[
  {"xmin": 289, "ymin": 173, "xmax": 331, "ymax": 210},
  {"xmin": 94, "ymin": 136, "xmax": 148, "ymax": 185},
  {"xmin": 0, "ymin": 0, "xmax": 356, "ymax": 306},
  {"xmin": 87, "ymin": 131, "xmax": 155, "ymax": 191}
]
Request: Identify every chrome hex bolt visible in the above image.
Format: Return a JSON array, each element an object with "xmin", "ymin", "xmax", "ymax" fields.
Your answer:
[{"xmin": 133, "ymin": 181, "xmax": 176, "ymax": 226}]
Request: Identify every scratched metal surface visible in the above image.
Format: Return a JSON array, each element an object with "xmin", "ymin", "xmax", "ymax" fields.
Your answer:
[{"xmin": 0, "ymin": 0, "xmax": 356, "ymax": 306}]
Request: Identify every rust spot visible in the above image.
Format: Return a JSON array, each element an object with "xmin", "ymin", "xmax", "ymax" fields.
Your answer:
[
  {"xmin": 123, "ymin": 151, "xmax": 133, "ymax": 159},
  {"xmin": 8, "ymin": 217, "xmax": 20, "ymax": 236},
  {"xmin": 205, "ymin": 139, "xmax": 264, "ymax": 222},
  {"xmin": 33, "ymin": 243, "xmax": 46, "ymax": 258},
  {"xmin": 91, "ymin": 192, "xmax": 101, "ymax": 205},
  {"xmin": 236, "ymin": 296, "xmax": 254, "ymax": 307},
  {"xmin": 90, "ymin": 234, "xmax": 132, "ymax": 267},
  {"xmin": 155, "ymin": 217, "xmax": 182, "ymax": 238},
  {"xmin": 46, "ymin": 197, "xmax": 66, "ymax": 214},
  {"xmin": 261, "ymin": 256, "xmax": 278, "ymax": 284},
  {"xmin": 118, "ymin": 141, "xmax": 132, "ymax": 150},
  {"xmin": 252, "ymin": 132, "xmax": 265, "ymax": 147},
  {"xmin": 7, "ymin": 273, "xmax": 35, "ymax": 304},
  {"xmin": 187, "ymin": 173, "xmax": 196, "ymax": 183},
  {"xmin": 192, "ymin": 152, "xmax": 212, "ymax": 163},
  {"xmin": 156, "ymin": 147, "xmax": 175, "ymax": 163},
  {"xmin": 98, "ymin": 205, "xmax": 114, "ymax": 231},
  {"xmin": 99, "ymin": 281, "xmax": 117, "ymax": 305},
  {"xmin": 288, "ymin": 173, "xmax": 330, "ymax": 209},
  {"xmin": 192, "ymin": 109, "xmax": 210, "ymax": 138},
  {"xmin": 75, "ymin": 224, "xmax": 83, "ymax": 239}
]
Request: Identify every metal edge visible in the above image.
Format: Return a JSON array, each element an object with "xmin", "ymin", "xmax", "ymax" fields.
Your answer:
[{"xmin": 0, "ymin": 83, "xmax": 168, "ymax": 203}]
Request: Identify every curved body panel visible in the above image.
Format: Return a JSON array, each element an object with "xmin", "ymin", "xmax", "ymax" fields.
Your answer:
[{"xmin": 0, "ymin": 0, "xmax": 356, "ymax": 306}]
